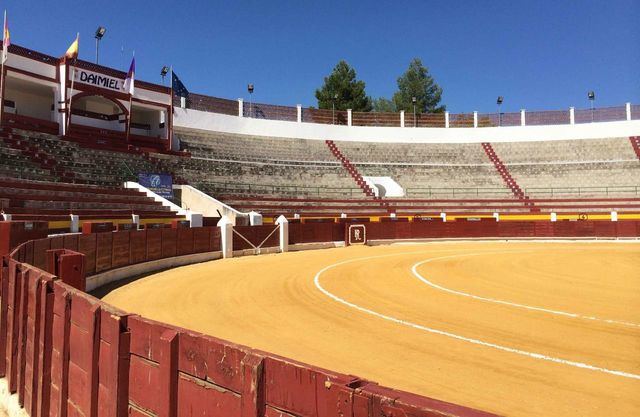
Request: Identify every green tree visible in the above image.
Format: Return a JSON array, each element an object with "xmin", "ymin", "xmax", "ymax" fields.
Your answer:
[
  {"xmin": 392, "ymin": 58, "xmax": 445, "ymax": 113},
  {"xmin": 315, "ymin": 60, "xmax": 372, "ymax": 112},
  {"xmin": 372, "ymin": 97, "xmax": 396, "ymax": 112}
]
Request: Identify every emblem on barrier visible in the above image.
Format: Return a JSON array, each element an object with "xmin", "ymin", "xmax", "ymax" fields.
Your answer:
[
  {"xmin": 348, "ymin": 224, "xmax": 366, "ymax": 245},
  {"xmin": 578, "ymin": 213, "xmax": 588, "ymax": 221}
]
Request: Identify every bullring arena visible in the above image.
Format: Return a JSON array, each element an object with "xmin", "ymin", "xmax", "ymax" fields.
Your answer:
[
  {"xmin": 0, "ymin": 8, "xmax": 640, "ymax": 417},
  {"xmin": 102, "ymin": 240, "xmax": 640, "ymax": 417}
]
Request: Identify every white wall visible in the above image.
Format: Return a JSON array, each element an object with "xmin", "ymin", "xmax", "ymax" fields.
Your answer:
[
  {"xmin": 174, "ymin": 107, "xmax": 640, "ymax": 144},
  {"xmin": 5, "ymin": 53, "xmax": 57, "ymax": 80},
  {"xmin": 5, "ymin": 85, "xmax": 54, "ymax": 120},
  {"xmin": 71, "ymin": 115, "xmax": 124, "ymax": 131}
]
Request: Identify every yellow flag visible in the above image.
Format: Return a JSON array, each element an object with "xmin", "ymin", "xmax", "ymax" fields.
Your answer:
[{"xmin": 65, "ymin": 35, "xmax": 78, "ymax": 59}]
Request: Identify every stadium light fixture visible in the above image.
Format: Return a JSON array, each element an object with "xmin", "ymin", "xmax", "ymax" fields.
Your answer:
[
  {"xmin": 247, "ymin": 84, "xmax": 254, "ymax": 118},
  {"xmin": 412, "ymin": 97, "xmax": 417, "ymax": 128},
  {"xmin": 588, "ymin": 91, "xmax": 595, "ymax": 122},
  {"xmin": 497, "ymin": 96, "xmax": 504, "ymax": 126},
  {"xmin": 94, "ymin": 26, "xmax": 107, "ymax": 64},
  {"xmin": 160, "ymin": 66, "xmax": 170, "ymax": 85}
]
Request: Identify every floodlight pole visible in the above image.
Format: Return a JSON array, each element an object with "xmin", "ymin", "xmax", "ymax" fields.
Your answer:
[{"xmin": 412, "ymin": 97, "xmax": 417, "ymax": 128}]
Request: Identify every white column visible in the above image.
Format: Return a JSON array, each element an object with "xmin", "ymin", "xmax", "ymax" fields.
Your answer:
[
  {"xmin": 249, "ymin": 211, "xmax": 263, "ymax": 226},
  {"xmin": 520, "ymin": 109, "xmax": 526, "ymax": 126},
  {"xmin": 347, "ymin": 109, "xmax": 352, "ymax": 126},
  {"xmin": 70, "ymin": 214, "xmax": 80, "ymax": 233},
  {"xmin": 626, "ymin": 103, "xmax": 631, "ymax": 121},
  {"xmin": 440, "ymin": 212, "xmax": 447, "ymax": 222},
  {"xmin": 186, "ymin": 212, "xmax": 203, "ymax": 227},
  {"xmin": 297, "ymin": 104, "xmax": 302, "ymax": 123},
  {"xmin": 238, "ymin": 99, "xmax": 244, "ymax": 117},
  {"xmin": 390, "ymin": 213, "xmax": 397, "ymax": 218},
  {"xmin": 275, "ymin": 215, "xmax": 289, "ymax": 253},
  {"xmin": 180, "ymin": 96, "xmax": 186, "ymax": 108},
  {"xmin": 58, "ymin": 63, "xmax": 67, "ymax": 136},
  {"xmin": 445, "ymin": 111, "xmax": 450, "ymax": 128},
  {"xmin": 1, "ymin": 213, "xmax": 12, "ymax": 221},
  {"xmin": 473, "ymin": 111, "xmax": 478, "ymax": 128},
  {"xmin": 569, "ymin": 107, "xmax": 575, "ymax": 125},
  {"xmin": 340, "ymin": 213, "xmax": 347, "ymax": 219},
  {"xmin": 217, "ymin": 216, "xmax": 233, "ymax": 258},
  {"xmin": 550, "ymin": 212, "xmax": 557, "ymax": 222},
  {"xmin": 400, "ymin": 110, "xmax": 405, "ymax": 127},
  {"xmin": 131, "ymin": 214, "xmax": 140, "ymax": 229},
  {"xmin": 493, "ymin": 212, "xmax": 500, "ymax": 222},
  {"xmin": 293, "ymin": 213, "xmax": 300, "ymax": 219},
  {"xmin": 611, "ymin": 211, "xmax": 618, "ymax": 222}
]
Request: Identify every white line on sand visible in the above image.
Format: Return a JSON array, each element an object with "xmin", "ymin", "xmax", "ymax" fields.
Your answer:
[
  {"xmin": 313, "ymin": 251, "xmax": 640, "ymax": 380},
  {"xmin": 411, "ymin": 253, "xmax": 640, "ymax": 328}
]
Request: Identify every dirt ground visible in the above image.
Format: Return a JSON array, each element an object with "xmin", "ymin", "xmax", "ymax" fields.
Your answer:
[{"xmin": 102, "ymin": 241, "xmax": 640, "ymax": 417}]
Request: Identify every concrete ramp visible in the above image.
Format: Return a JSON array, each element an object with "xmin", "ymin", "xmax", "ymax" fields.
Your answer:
[
  {"xmin": 124, "ymin": 181, "xmax": 203, "ymax": 227},
  {"xmin": 363, "ymin": 176, "xmax": 405, "ymax": 197},
  {"xmin": 173, "ymin": 184, "xmax": 249, "ymax": 226}
]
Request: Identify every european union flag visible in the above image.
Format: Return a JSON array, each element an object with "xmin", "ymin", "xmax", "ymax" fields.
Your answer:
[{"xmin": 172, "ymin": 71, "xmax": 189, "ymax": 98}]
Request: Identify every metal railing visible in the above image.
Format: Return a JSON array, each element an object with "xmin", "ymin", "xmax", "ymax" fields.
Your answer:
[
  {"xmin": 174, "ymin": 91, "xmax": 638, "ymax": 128},
  {"xmin": 405, "ymin": 185, "xmax": 640, "ymax": 198},
  {"xmin": 197, "ymin": 181, "xmax": 364, "ymax": 198},
  {"xmin": 196, "ymin": 182, "xmax": 640, "ymax": 199}
]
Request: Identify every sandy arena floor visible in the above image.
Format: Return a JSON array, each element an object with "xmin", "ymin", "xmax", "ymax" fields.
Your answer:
[{"xmin": 102, "ymin": 241, "xmax": 640, "ymax": 417}]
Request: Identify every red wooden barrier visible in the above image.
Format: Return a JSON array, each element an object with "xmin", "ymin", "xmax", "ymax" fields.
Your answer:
[{"xmin": 5, "ymin": 220, "xmax": 640, "ymax": 417}]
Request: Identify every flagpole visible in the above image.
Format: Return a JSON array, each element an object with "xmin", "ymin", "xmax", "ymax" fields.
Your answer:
[
  {"xmin": 168, "ymin": 65, "xmax": 173, "ymax": 151},
  {"xmin": 0, "ymin": 10, "xmax": 7, "ymax": 128},
  {"xmin": 125, "ymin": 51, "xmax": 134, "ymax": 143},
  {"xmin": 65, "ymin": 33, "xmax": 79, "ymax": 135},
  {"xmin": 126, "ymin": 94, "xmax": 132, "ymax": 143}
]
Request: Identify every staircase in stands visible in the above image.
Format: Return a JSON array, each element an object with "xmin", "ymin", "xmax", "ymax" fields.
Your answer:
[
  {"xmin": 630, "ymin": 136, "xmax": 640, "ymax": 160},
  {"xmin": 0, "ymin": 127, "xmax": 77, "ymax": 182},
  {"xmin": 325, "ymin": 140, "xmax": 376, "ymax": 197},
  {"xmin": 481, "ymin": 142, "xmax": 535, "ymax": 209}
]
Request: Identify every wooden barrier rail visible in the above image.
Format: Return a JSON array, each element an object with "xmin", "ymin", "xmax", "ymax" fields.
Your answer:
[{"xmin": 0, "ymin": 224, "xmax": 500, "ymax": 417}]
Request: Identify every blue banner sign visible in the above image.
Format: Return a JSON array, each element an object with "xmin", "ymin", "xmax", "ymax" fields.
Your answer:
[{"xmin": 139, "ymin": 173, "xmax": 173, "ymax": 199}]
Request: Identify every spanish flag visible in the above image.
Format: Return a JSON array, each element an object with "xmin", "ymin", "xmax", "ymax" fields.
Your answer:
[
  {"xmin": 2, "ymin": 10, "xmax": 9, "ymax": 64},
  {"xmin": 64, "ymin": 34, "xmax": 79, "ymax": 60}
]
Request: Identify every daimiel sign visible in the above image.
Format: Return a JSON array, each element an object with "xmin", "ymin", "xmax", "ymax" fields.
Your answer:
[{"xmin": 74, "ymin": 68, "xmax": 124, "ymax": 92}]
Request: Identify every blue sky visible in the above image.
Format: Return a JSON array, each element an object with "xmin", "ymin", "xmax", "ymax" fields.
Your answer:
[{"xmin": 8, "ymin": 0, "xmax": 640, "ymax": 113}]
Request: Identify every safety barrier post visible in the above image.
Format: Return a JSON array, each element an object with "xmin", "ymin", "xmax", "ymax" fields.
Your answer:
[
  {"xmin": 240, "ymin": 353, "xmax": 265, "ymax": 417},
  {"xmin": 440, "ymin": 212, "xmax": 447, "ymax": 222},
  {"xmin": 275, "ymin": 215, "xmax": 288, "ymax": 253},
  {"xmin": 611, "ymin": 211, "xmax": 618, "ymax": 222},
  {"xmin": 158, "ymin": 330, "xmax": 179, "ymax": 417},
  {"xmin": 550, "ymin": 212, "xmax": 557, "ymax": 222},
  {"xmin": 493, "ymin": 212, "xmax": 500, "ymax": 222},
  {"xmin": 47, "ymin": 249, "xmax": 86, "ymax": 292},
  {"xmin": 69, "ymin": 215, "xmax": 80, "ymax": 233},
  {"xmin": 217, "ymin": 216, "xmax": 233, "ymax": 258},
  {"xmin": 249, "ymin": 211, "xmax": 263, "ymax": 226}
]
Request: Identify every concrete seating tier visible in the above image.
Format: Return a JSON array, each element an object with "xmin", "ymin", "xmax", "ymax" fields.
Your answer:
[
  {"xmin": 220, "ymin": 195, "xmax": 640, "ymax": 216},
  {"xmin": 0, "ymin": 179, "xmax": 181, "ymax": 229},
  {"xmin": 9, "ymin": 129, "xmax": 158, "ymax": 186},
  {"xmin": 492, "ymin": 137, "xmax": 637, "ymax": 163}
]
